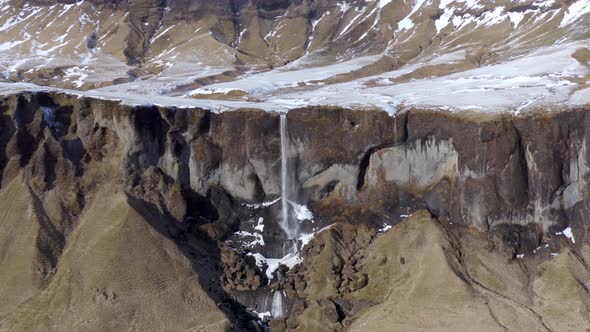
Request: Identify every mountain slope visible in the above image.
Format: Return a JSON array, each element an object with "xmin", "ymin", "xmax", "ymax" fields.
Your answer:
[
  {"xmin": 0, "ymin": 176, "xmax": 232, "ymax": 332},
  {"xmin": 0, "ymin": 0, "xmax": 589, "ymax": 112}
]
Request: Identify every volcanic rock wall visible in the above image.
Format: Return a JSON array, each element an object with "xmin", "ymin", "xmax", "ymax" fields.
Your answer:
[
  {"xmin": 1, "ymin": 91, "xmax": 590, "ymax": 330},
  {"xmin": 1, "ymin": 92, "xmax": 589, "ymax": 250}
]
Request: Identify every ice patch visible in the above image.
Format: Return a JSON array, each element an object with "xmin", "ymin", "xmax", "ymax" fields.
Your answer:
[
  {"xmin": 257, "ymin": 311, "xmax": 271, "ymax": 320},
  {"xmin": 298, "ymin": 223, "xmax": 335, "ymax": 248},
  {"xmin": 188, "ymin": 87, "xmax": 246, "ymax": 96},
  {"xmin": 298, "ymin": 233, "xmax": 315, "ymax": 247},
  {"xmin": 236, "ymin": 230, "xmax": 265, "ymax": 248},
  {"xmin": 290, "ymin": 202, "xmax": 313, "ymax": 221},
  {"xmin": 247, "ymin": 224, "xmax": 335, "ymax": 281},
  {"xmin": 244, "ymin": 198, "xmax": 280, "ymax": 209},
  {"xmin": 254, "ymin": 217, "xmax": 264, "ymax": 232},
  {"xmin": 250, "ymin": 251, "xmax": 302, "ymax": 281}
]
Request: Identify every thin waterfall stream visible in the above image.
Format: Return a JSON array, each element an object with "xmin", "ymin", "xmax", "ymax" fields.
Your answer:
[
  {"xmin": 279, "ymin": 113, "xmax": 299, "ymax": 254},
  {"xmin": 271, "ymin": 113, "xmax": 299, "ymax": 318},
  {"xmin": 236, "ymin": 113, "xmax": 302, "ymax": 321}
]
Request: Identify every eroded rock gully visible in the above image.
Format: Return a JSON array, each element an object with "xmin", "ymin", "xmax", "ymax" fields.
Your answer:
[{"xmin": 0, "ymin": 91, "xmax": 589, "ymax": 331}]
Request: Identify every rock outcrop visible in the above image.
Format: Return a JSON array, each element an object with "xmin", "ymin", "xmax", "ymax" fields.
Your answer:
[{"xmin": 287, "ymin": 210, "xmax": 590, "ymax": 331}]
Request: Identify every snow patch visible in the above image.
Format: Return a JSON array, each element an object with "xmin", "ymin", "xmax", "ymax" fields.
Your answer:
[
  {"xmin": 563, "ymin": 227, "xmax": 576, "ymax": 243},
  {"xmin": 507, "ymin": 11, "xmax": 526, "ymax": 28},
  {"xmin": 378, "ymin": 0, "xmax": 393, "ymax": 8},
  {"xmin": 249, "ymin": 252, "xmax": 302, "ymax": 281},
  {"xmin": 556, "ymin": 227, "xmax": 576, "ymax": 244},
  {"xmin": 337, "ymin": 1, "xmax": 350, "ymax": 14},
  {"xmin": 435, "ymin": 9, "xmax": 453, "ymax": 33},
  {"xmin": 0, "ymin": 40, "xmax": 25, "ymax": 52},
  {"xmin": 397, "ymin": 0, "xmax": 427, "ymax": 31},
  {"xmin": 257, "ymin": 311, "xmax": 271, "ymax": 320},
  {"xmin": 379, "ymin": 224, "xmax": 392, "ymax": 232},
  {"xmin": 339, "ymin": 6, "xmax": 367, "ymax": 36},
  {"xmin": 153, "ymin": 25, "xmax": 175, "ymax": 41},
  {"xmin": 481, "ymin": 7, "xmax": 507, "ymax": 27},
  {"xmin": 560, "ymin": 0, "xmax": 590, "ymax": 27},
  {"xmin": 64, "ymin": 66, "xmax": 89, "ymax": 88}
]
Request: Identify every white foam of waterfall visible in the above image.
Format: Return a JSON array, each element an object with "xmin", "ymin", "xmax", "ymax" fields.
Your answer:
[{"xmin": 271, "ymin": 291, "xmax": 285, "ymax": 318}]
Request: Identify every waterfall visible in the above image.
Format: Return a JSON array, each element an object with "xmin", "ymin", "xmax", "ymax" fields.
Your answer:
[
  {"xmin": 250, "ymin": 114, "xmax": 297, "ymax": 320},
  {"xmin": 271, "ymin": 291, "xmax": 285, "ymax": 318},
  {"xmin": 279, "ymin": 114, "xmax": 298, "ymax": 254},
  {"xmin": 393, "ymin": 113, "xmax": 397, "ymax": 143}
]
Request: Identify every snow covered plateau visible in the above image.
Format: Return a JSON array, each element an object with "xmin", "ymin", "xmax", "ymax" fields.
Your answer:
[{"xmin": 0, "ymin": 0, "xmax": 589, "ymax": 113}]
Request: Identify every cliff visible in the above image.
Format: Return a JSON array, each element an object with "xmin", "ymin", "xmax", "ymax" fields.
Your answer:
[{"xmin": 0, "ymin": 91, "xmax": 589, "ymax": 331}]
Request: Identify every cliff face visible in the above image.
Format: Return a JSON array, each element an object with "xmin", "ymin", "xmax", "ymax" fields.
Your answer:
[
  {"xmin": 1, "ymin": 91, "xmax": 589, "ymax": 331},
  {"xmin": 5, "ymin": 92, "xmax": 588, "ymax": 242}
]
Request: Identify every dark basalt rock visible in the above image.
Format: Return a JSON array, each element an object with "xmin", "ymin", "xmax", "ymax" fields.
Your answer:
[{"xmin": 2, "ymin": 91, "xmax": 589, "ymax": 250}]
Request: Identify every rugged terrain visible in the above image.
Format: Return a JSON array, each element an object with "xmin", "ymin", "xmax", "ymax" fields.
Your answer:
[
  {"xmin": 0, "ymin": 91, "xmax": 589, "ymax": 331},
  {"xmin": 1, "ymin": 0, "xmax": 590, "ymax": 331}
]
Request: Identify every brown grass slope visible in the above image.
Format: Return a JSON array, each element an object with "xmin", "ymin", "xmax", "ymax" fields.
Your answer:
[
  {"xmin": 283, "ymin": 211, "xmax": 590, "ymax": 331},
  {"xmin": 349, "ymin": 211, "xmax": 590, "ymax": 331},
  {"xmin": 0, "ymin": 178, "xmax": 229, "ymax": 332}
]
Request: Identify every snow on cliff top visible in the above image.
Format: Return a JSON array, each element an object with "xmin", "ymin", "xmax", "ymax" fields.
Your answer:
[{"xmin": 0, "ymin": 0, "xmax": 589, "ymax": 113}]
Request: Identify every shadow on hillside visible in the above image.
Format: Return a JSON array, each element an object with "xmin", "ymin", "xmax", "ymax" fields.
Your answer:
[{"xmin": 126, "ymin": 194, "xmax": 256, "ymax": 332}]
